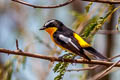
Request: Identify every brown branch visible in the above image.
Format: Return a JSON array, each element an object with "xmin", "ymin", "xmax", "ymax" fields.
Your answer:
[
  {"xmin": 16, "ymin": 39, "xmax": 19, "ymax": 50},
  {"xmin": 66, "ymin": 54, "xmax": 120, "ymax": 72},
  {"xmin": 11, "ymin": 0, "xmax": 76, "ymax": 8},
  {"xmin": 0, "ymin": 48, "xmax": 120, "ymax": 67},
  {"xmin": 90, "ymin": 60, "xmax": 120, "ymax": 80},
  {"xmin": 83, "ymin": 0, "xmax": 120, "ymax": 4},
  {"xmin": 11, "ymin": 0, "xmax": 120, "ymax": 9},
  {"xmin": 109, "ymin": 55, "xmax": 120, "ymax": 60},
  {"xmin": 15, "ymin": 39, "xmax": 23, "ymax": 52},
  {"xmin": 97, "ymin": 30, "xmax": 120, "ymax": 34},
  {"xmin": 67, "ymin": 65, "xmax": 99, "ymax": 72}
]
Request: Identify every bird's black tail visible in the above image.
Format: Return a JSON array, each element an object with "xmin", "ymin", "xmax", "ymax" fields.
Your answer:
[{"xmin": 84, "ymin": 47, "xmax": 108, "ymax": 60}]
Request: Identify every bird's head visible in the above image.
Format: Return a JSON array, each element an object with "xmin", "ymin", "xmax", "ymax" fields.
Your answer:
[{"xmin": 39, "ymin": 19, "xmax": 63, "ymax": 35}]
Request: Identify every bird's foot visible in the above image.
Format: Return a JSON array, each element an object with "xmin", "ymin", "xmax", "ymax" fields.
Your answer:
[
  {"xmin": 58, "ymin": 54, "xmax": 71, "ymax": 62},
  {"xmin": 81, "ymin": 58, "xmax": 90, "ymax": 62},
  {"xmin": 58, "ymin": 56, "xmax": 65, "ymax": 62},
  {"xmin": 70, "ymin": 56, "xmax": 77, "ymax": 66}
]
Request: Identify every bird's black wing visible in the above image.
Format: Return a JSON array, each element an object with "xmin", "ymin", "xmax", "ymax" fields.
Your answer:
[
  {"xmin": 84, "ymin": 47, "xmax": 108, "ymax": 60},
  {"xmin": 53, "ymin": 33, "xmax": 90, "ymax": 60}
]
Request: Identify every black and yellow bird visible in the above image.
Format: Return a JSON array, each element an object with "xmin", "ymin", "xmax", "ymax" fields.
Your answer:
[{"xmin": 39, "ymin": 19, "xmax": 107, "ymax": 61}]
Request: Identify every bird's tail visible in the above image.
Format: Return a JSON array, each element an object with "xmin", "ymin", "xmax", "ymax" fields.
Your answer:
[{"xmin": 84, "ymin": 47, "xmax": 108, "ymax": 60}]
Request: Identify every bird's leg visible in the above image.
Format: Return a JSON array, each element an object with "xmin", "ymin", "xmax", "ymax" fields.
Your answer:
[
  {"xmin": 72, "ymin": 56, "xmax": 77, "ymax": 61},
  {"xmin": 58, "ymin": 53, "xmax": 75, "ymax": 62},
  {"xmin": 58, "ymin": 56, "xmax": 65, "ymax": 62},
  {"xmin": 58, "ymin": 54, "xmax": 71, "ymax": 62},
  {"xmin": 81, "ymin": 57, "xmax": 90, "ymax": 62},
  {"xmin": 70, "ymin": 55, "xmax": 77, "ymax": 65}
]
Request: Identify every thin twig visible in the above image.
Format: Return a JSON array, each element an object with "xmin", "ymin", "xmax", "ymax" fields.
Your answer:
[
  {"xmin": 12, "ymin": 0, "xmax": 76, "ymax": 8},
  {"xmin": 16, "ymin": 39, "xmax": 19, "ymax": 50},
  {"xmin": 0, "ymin": 48, "xmax": 120, "ymax": 67},
  {"xmin": 89, "ymin": 60, "xmax": 120, "ymax": 80},
  {"xmin": 66, "ymin": 54, "xmax": 120, "ymax": 72},
  {"xmin": 109, "ymin": 55, "xmax": 120, "ymax": 60},
  {"xmin": 83, "ymin": 0, "xmax": 120, "ymax": 4},
  {"xmin": 11, "ymin": 0, "xmax": 120, "ymax": 9},
  {"xmin": 97, "ymin": 30, "xmax": 120, "ymax": 34},
  {"xmin": 67, "ymin": 65, "xmax": 99, "ymax": 72},
  {"xmin": 15, "ymin": 39, "xmax": 23, "ymax": 52}
]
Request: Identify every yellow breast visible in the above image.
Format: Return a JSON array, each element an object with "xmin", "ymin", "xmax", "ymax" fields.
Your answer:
[
  {"xmin": 73, "ymin": 33, "xmax": 90, "ymax": 47},
  {"xmin": 45, "ymin": 27, "xmax": 67, "ymax": 50},
  {"xmin": 45, "ymin": 27, "xmax": 57, "ymax": 43},
  {"xmin": 45, "ymin": 27, "xmax": 57, "ymax": 36}
]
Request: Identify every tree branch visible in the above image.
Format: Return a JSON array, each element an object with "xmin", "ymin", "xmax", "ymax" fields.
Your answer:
[
  {"xmin": 97, "ymin": 30, "xmax": 120, "ymax": 34},
  {"xmin": 0, "ymin": 48, "xmax": 120, "ymax": 67},
  {"xmin": 67, "ymin": 65, "xmax": 99, "ymax": 72},
  {"xmin": 11, "ymin": 0, "xmax": 76, "ymax": 8},
  {"xmin": 83, "ymin": 0, "xmax": 120, "ymax": 4},
  {"xmin": 90, "ymin": 60, "xmax": 120, "ymax": 80},
  {"xmin": 66, "ymin": 54, "xmax": 120, "ymax": 72},
  {"xmin": 11, "ymin": 0, "xmax": 120, "ymax": 9},
  {"xmin": 109, "ymin": 55, "xmax": 120, "ymax": 60}
]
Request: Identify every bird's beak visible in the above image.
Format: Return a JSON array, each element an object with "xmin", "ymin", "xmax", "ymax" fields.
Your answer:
[{"xmin": 39, "ymin": 27, "xmax": 46, "ymax": 30}]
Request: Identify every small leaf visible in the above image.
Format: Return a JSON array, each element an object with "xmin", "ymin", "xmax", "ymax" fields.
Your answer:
[
  {"xmin": 22, "ymin": 56, "xmax": 27, "ymax": 69},
  {"xmin": 53, "ymin": 62, "xmax": 63, "ymax": 72},
  {"xmin": 118, "ymin": 16, "xmax": 120, "ymax": 24},
  {"xmin": 85, "ymin": 2, "xmax": 93, "ymax": 13},
  {"xmin": 7, "ymin": 67, "xmax": 13, "ymax": 80},
  {"xmin": 53, "ymin": 53, "xmax": 74, "ymax": 80}
]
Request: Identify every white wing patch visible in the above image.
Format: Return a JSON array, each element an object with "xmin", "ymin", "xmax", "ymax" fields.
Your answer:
[
  {"xmin": 59, "ymin": 34, "xmax": 69, "ymax": 43},
  {"xmin": 59, "ymin": 34, "xmax": 80, "ymax": 50}
]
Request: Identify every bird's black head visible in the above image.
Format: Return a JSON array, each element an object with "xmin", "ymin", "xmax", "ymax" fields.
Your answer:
[{"xmin": 39, "ymin": 19, "xmax": 64, "ymax": 30}]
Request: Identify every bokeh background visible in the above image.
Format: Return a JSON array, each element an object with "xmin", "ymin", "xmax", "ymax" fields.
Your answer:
[{"xmin": 0, "ymin": 0, "xmax": 120, "ymax": 80}]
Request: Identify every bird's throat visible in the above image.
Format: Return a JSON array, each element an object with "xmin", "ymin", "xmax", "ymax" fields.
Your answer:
[{"xmin": 45, "ymin": 27, "xmax": 57, "ymax": 36}]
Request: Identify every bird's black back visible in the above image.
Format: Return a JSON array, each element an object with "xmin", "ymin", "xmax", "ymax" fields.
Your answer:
[{"xmin": 53, "ymin": 25, "xmax": 91, "ymax": 60}]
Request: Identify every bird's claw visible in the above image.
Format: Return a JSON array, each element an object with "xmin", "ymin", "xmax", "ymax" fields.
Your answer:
[
  {"xmin": 71, "ymin": 56, "xmax": 77, "ymax": 65},
  {"xmin": 58, "ymin": 56, "xmax": 65, "ymax": 62}
]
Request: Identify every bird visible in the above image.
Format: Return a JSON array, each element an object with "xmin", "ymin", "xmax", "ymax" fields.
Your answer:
[{"xmin": 39, "ymin": 19, "xmax": 108, "ymax": 61}]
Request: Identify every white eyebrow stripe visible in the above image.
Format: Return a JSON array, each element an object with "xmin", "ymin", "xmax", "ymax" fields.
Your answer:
[
  {"xmin": 59, "ymin": 34, "xmax": 80, "ymax": 50},
  {"xmin": 44, "ymin": 20, "xmax": 55, "ymax": 26}
]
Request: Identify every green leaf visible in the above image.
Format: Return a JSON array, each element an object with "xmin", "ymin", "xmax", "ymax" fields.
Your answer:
[
  {"xmin": 118, "ymin": 16, "xmax": 120, "ymax": 24},
  {"xmin": 22, "ymin": 56, "xmax": 27, "ymax": 69},
  {"xmin": 82, "ymin": 5, "xmax": 120, "ymax": 40},
  {"xmin": 85, "ymin": 2, "xmax": 93, "ymax": 13},
  {"xmin": 81, "ymin": 16, "xmax": 98, "ymax": 38},
  {"xmin": 7, "ymin": 67, "xmax": 13, "ymax": 80},
  {"xmin": 54, "ymin": 62, "xmax": 69, "ymax": 80},
  {"xmin": 53, "ymin": 62, "xmax": 63, "ymax": 73},
  {"xmin": 53, "ymin": 53, "xmax": 75, "ymax": 80}
]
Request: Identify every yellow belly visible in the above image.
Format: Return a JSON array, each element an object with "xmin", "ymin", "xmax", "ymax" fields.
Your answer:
[
  {"xmin": 50, "ymin": 35, "xmax": 67, "ymax": 50},
  {"xmin": 45, "ymin": 27, "xmax": 67, "ymax": 50}
]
